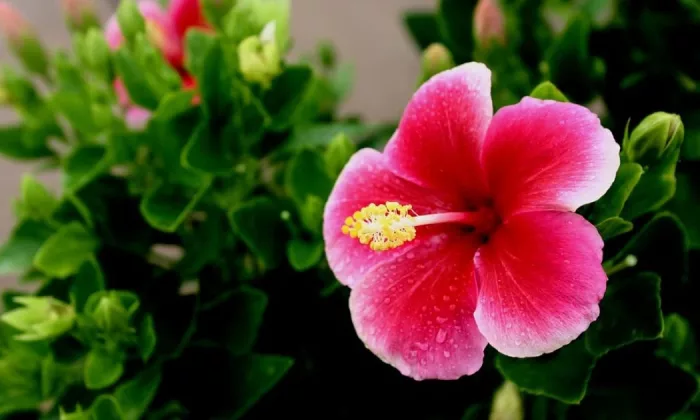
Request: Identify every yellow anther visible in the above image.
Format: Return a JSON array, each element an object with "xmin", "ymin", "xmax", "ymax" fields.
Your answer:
[{"xmin": 341, "ymin": 201, "xmax": 417, "ymax": 251}]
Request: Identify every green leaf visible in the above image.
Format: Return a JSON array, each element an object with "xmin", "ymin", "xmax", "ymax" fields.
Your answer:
[
  {"xmin": 263, "ymin": 65, "xmax": 313, "ymax": 131},
  {"xmin": 657, "ymin": 313, "xmax": 698, "ymax": 371},
  {"xmin": 16, "ymin": 174, "xmax": 59, "ymax": 221},
  {"xmin": 229, "ymin": 354, "xmax": 294, "ymax": 420},
  {"xmin": 286, "ymin": 239, "xmax": 323, "ymax": 271},
  {"xmin": 0, "ymin": 220, "xmax": 54, "ymax": 275},
  {"xmin": 33, "ymin": 222, "xmax": 98, "ymax": 279},
  {"xmin": 0, "ymin": 125, "xmax": 53, "ymax": 160},
  {"xmin": 155, "ymin": 90, "xmax": 197, "ymax": 121},
  {"xmin": 403, "ymin": 11, "xmax": 442, "ymax": 50},
  {"xmin": 50, "ymin": 91, "xmax": 97, "ymax": 134},
  {"xmin": 605, "ymin": 212, "xmax": 687, "ymax": 295},
  {"xmin": 529, "ymin": 81, "xmax": 569, "ymax": 102},
  {"xmin": 138, "ymin": 314, "xmax": 157, "ymax": 362},
  {"xmin": 113, "ymin": 48, "xmax": 159, "ymax": 110},
  {"xmin": 198, "ymin": 37, "xmax": 235, "ymax": 118},
  {"xmin": 496, "ymin": 338, "xmax": 596, "ymax": 404},
  {"xmin": 91, "ymin": 395, "xmax": 124, "ymax": 420},
  {"xmin": 285, "ymin": 148, "xmax": 333, "ymax": 205},
  {"xmin": 299, "ymin": 195, "xmax": 324, "ymax": 234},
  {"xmin": 140, "ymin": 178, "xmax": 213, "ymax": 233},
  {"xmin": 666, "ymin": 170, "xmax": 700, "ymax": 249},
  {"xmin": 114, "ymin": 367, "xmax": 161, "ymax": 420},
  {"xmin": 591, "ymin": 162, "xmax": 644, "ymax": 223},
  {"xmin": 198, "ymin": 287, "xmax": 268, "ymax": 355},
  {"xmin": 63, "ymin": 145, "xmax": 112, "ymax": 194},
  {"xmin": 323, "ymin": 133, "xmax": 356, "ymax": 177},
  {"xmin": 585, "ymin": 272, "xmax": 663, "ymax": 356},
  {"xmin": 84, "ymin": 349, "xmax": 125, "ymax": 390},
  {"xmin": 229, "ymin": 197, "xmax": 289, "ymax": 269},
  {"xmin": 437, "ymin": 0, "xmax": 477, "ymax": 62},
  {"xmin": 184, "ymin": 30, "xmax": 214, "ymax": 76},
  {"xmin": 70, "ymin": 259, "xmax": 105, "ymax": 312},
  {"xmin": 596, "ymin": 217, "xmax": 633, "ymax": 240},
  {"xmin": 181, "ymin": 122, "xmax": 238, "ymax": 174},
  {"xmin": 545, "ymin": 15, "xmax": 595, "ymax": 102},
  {"xmin": 285, "ymin": 123, "xmax": 379, "ymax": 150}
]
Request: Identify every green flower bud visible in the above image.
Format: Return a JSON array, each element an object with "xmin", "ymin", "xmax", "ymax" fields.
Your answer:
[
  {"xmin": 238, "ymin": 21, "xmax": 282, "ymax": 88},
  {"xmin": 117, "ymin": 0, "xmax": 146, "ymax": 42},
  {"xmin": 84, "ymin": 290, "xmax": 139, "ymax": 336},
  {"xmin": 1, "ymin": 296, "xmax": 76, "ymax": 341},
  {"xmin": 324, "ymin": 133, "xmax": 355, "ymax": 177},
  {"xmin": 419, "ymin": 43, "xmax": 455, "ymax": 85},
  {"xmin": 0, "ymin": 2, "xmax": 50, "ymax": 77},
  {"xmin": 83, "ymin": 28, "xmax": 112, "ymax": 77},
  {"xmin": 489, "ymin": 381, "xmax": 523, "ymax": 420},
  {"xmin": 61, "ymin": 0, "xmax": 100, "ymax": 33},
  {"xmin": 624, "ymin": 112, "xmax": 684, "ymax": 167}
]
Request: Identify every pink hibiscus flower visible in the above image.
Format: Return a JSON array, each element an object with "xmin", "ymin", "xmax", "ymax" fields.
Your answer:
[{"xmin": 323, "ymin": 63, "xmax": 620, "ymax": 380}]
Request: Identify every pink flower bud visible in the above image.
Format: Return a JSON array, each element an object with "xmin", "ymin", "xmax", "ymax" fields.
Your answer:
[
  {"xmin": 473, "ymin": 0, "xmax": 506, "ymax": 48},
  {"xmin": 0, "ymin": 2, "xmax": 32, "ymax": 46},
  {"xmin": 61, "ymin": 0, "xmax": 99, "ymax": 32}
]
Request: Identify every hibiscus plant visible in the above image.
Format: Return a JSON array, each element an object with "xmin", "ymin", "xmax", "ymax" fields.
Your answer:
[{"xmin": 0, "ymin": 0, "xmax": 697, "ymax": 419}]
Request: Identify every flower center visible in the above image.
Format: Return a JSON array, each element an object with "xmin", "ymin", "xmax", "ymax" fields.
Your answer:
[{"xmin": 342, "ymin": 201, "xmax": 500, "ymax": 251}]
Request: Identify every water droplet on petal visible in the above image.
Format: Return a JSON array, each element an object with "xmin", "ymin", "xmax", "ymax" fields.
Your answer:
[
  {"xmin": 407, "ymin": 252, "xmax": 415, "ymax": 259},
  {"xmin": 443, "ymin": 350, "xmax": 451, "ymax": 358},
  {"xmin": 436, "ymin": 316, "xmax": 448, "ymax": 324},
  {"xmin": 436, "ymin": 329, "xmax": 447, "ymax": 343},
  {"xmin": 443, "ymin": 295, "xmax": 450, "ymax": 302}
]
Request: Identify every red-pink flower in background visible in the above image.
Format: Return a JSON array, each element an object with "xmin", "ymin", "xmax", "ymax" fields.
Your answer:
[
  {"xmin": 168, "ymin": 0, "xmax": 212, "ymax": 39},
  {"xmin": 323, "ymin": 62, "xmax": 620, "ymax": 380},
  {"xmin": 105, "ymin": 0, "xmax": 204, "ymax": 128},
  {"xmin": 0, "ymin": 1, "xmax": 33, "ymax": 47}
]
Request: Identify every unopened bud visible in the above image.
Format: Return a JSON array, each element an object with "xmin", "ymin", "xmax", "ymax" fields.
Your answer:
[
  {"xmin": 474, "ymin": 0, "xmax": 507, "ymax": 48},
  {"xmin": 61, "ymin": 0, "xmax": 99, "ymax": 32},
  {"xmin": 489, "ymin": 381, "xmax": 523, "ymax": 420},
  {"xmin": 625, "ymin": 112, "xmax": 684, "ymax": 167},
  {"xmin": 84, "ymin": 290, "xmax": 139, "ymax": 336},
  {"xmin": 419, "ymin": 43, "xmax": 454, "ymax": 84},
  {"xmin": 238, "ymin": 21, "xmax": 282, "ymax": 88},
  {"xmin": 0, "ymin": 2, "xmax": 49, "ymax": 77},
  {"xmin": 1, "ymin": 296, "xmax": 76, "ymax": 341},
  {"xmin": 116, "ymin": 0, "xmax": 146, "ymax": 42},
  {"xmin": 82, "ymin": 28, "xmax": 112, "ymax": 77}
]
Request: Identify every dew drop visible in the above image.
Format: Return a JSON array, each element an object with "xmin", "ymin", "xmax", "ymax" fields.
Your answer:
[
  {"xmin": 449, "ymin": 304, "xmax": 457, "ymax": 311},
  {"xmin": 443, "ymin": 295, "xmax": 451, "ymax": 302},
  {"xmin": 443, "ymin": 350, "xmax": 451, "ymax": 358},
  {"xmin": 384, "ymin": 297, "xmax": 391, "ymax": 304},
  {"xmin": 449, "ymin": 285, "xmax": 457, "ymax": 292},
  {"xmin": 436, "ymin": 329, "xmax": 447, "ymax": 343},
  {"xmin": 436, "ymin": 316, "xmax": 448, "ymax": 324},
  {"xmin": 407, "ymin": 252, "xmax": 416, "ymax": 259},
  {"xmin": 420, "ymin": 358, "xmax": 428, "ymax": 366},
  {"xmin": 506, "ymin": 322, "xmax": 512, "ymax": 329}
]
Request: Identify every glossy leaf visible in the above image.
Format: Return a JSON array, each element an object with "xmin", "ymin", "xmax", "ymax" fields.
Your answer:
[
  {"xmin": 91, "ymin": 395, "xmax": 124, "ymax": 420},
  {"xmin": 596, "ymin": 217, "xmax": 633, "ymax": 240},
  {"xmin": 229, "ymin": 197, "xmax": 289, "ymax": 269},
  {"xmin": 529, "ymin": 81, "xmax": 569, "ymax": 102},
  {"xmin": 585, "ymin": 272, "xmax": 663, "ymax": 356},
  {"xmin": 114, "ymin": 367, "xmax": 161, "ymax": 420},
  {"xmin": 657, "ymin": 313, "xmax": 698, "ymax": 371},
  {"xmin": 591, "ymin": 162, "xmax": 644, "ymax": 223},
  {"xmin": 263, "ymin": 65, "xmax": 313, "ymax": 131},
  {"xmin": 84, "ymin": 349, "xmax": 125, "ymax": 390},
  {"xmin": 437, "ymin": 0, "xmax": 477, "ymax": 62},
  {"xmin": 0, "ymin": 125, "xmax": 53, "ymax": 160},
  {"xmin": 666, "ymin": 170, "xmax": 700, "ymax": 249},
  {"xmin": 228, "ymin": 354, "xmax": 294, "ymax": 420},
  {"xmin": 33, "ymin": 222, "xmax": 98, "ymax": 279},
  {"xmin": 0, "ymin": 220, "xmax": 54, "ymax": 275},
  {"xmin": 138, "ymin": 314, "xmax": 157, "ymax": 362},
  {"xmin": 63, "ymin": 145, "xmax": 111, "ymax": 194},
  {"xmin": 286, "ymin": 239, "xmax": 323, "ymax": 271},
  {"xmin": 140, "ymin": 178, "xmax": 212, "ymax": 233},
  {"xmin": 496, "ymin": 338, "xmax": 596, "ymax": 404},
  {"xmin": 70, "ymin": 259, "xmax": 105, "ymax": 312},
  {"xmin": 16, "ymin": 174, "xmax": 59, "ymax": 221},
  {"xmin": 285, "ymin": 148, "xmax": 333, "ymax": 205}
]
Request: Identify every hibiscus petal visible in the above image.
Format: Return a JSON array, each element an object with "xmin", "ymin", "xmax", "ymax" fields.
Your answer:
[
  {"xmin": 350, "ymin": 233, "xmax": 487, "ymax": 380},
  {"xmin": 473, "ymin": 211, "xmax": 606, "ymax": 357},
  {"xmin": 481, "ymin": 97, "xmax": 619, "ymax": 218},
  {"xmin": 323, "ymin": 148, "xmax": 463, "ymax": 288},
  {"xmin": 384, "ymin": 62, "xmax": 493, "ymax": 201}
]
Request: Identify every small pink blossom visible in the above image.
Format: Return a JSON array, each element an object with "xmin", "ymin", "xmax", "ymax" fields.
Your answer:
[
  {"xmin": 105, "ymin": 0, "xmax": 183, "ymax": 68},
  {"xmin": 323, "ymin": 63, "xmax": 620, "ymax": 380},
  {"xmin": 474, "ymin": 0, "xmax": 507, "ymax": 47},
  {"xmin": 60, "ymin": 0, "xmax": 98, "ymax": 30},
  {"xmin": 0, "ymin": 2, "xmax": 32, "ymax": 46}
]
